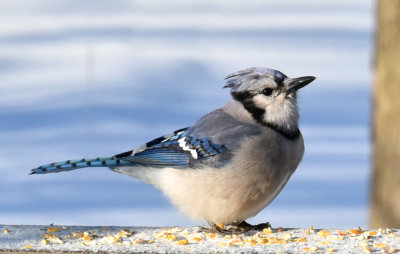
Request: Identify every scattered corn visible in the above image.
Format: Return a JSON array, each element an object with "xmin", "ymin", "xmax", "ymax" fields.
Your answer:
[
  {"xmin": 373, "ymin": 243, "xmax": 387, "ymax": 248},
  {"xmin": 3, "ymin": 229, "xmax": 9, "ymax": 234},
  {"xmin": 176, "ymin": 239, "xmax": 189, "ymax": 245},
  {"xmin": 318, "ymin": 230, "xmax": 331, "ymax": 237},
  {"xmin": 297, "ymin": 237, "xmax": 307, "ymax": 242},
  {"xmin": 263, "ymin": 228, "xmax": 273, "ymax": 234},
  {"xmin": 349, "ymin": 229, "xmax": 361, "ymax": 236},
  {"xmin": 44, "ymin": 233, "xmax": 53, "ymax": 239},
  {"xmin": 47, "ymin": 227, "xmax": 61, "ymax": 233},
  {"xmin": 167, "ymin": 234, "xmax": 177, "ymax": 241},
  {"xmin": 192, "ymin": 237, "xmax": 202, "ymax": 242}
]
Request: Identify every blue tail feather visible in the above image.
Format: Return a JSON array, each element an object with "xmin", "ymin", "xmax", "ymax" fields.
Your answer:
[{"xmin": 30, "ymin": 157, "xmax": 133, "ymax": 175}]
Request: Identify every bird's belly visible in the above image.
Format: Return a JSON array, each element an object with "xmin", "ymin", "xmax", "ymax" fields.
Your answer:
[{"xmin": 157, "ymin": 161, "xmax": 297, "ymax": 224}]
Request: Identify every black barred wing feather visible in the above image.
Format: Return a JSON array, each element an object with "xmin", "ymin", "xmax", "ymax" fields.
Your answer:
[{"xmin": 114, "ymin": 128, "xmax": 229, "ymax": 168}]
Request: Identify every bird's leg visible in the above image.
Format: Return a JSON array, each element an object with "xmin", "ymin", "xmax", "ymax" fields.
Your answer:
[{"xmin": 234, "ymin": 220, "xmax": 272, "ymax": 231}]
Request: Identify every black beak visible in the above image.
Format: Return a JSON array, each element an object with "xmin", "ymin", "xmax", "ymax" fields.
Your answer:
[{"xmin": 286, "ymin": 76, "xmax": 316, "ymax": 94}]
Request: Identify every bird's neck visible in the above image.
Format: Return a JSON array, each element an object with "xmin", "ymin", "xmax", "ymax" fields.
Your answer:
[{"xmin": 224, "ymin": 100, "xmax": 300, "ymax": 140}]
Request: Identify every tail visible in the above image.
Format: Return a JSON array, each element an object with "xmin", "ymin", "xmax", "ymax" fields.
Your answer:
[{"xmin": 30, "ymin": 157, "xmax": 133, "ymax": 175}]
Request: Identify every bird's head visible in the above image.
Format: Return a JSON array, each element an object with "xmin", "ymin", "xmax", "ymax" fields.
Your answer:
[{"xmin": 224, "ymin": 67, "xmax": 315, "ymax": 138}]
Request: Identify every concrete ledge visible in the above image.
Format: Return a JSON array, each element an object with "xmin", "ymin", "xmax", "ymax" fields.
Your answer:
[{"xmin": 1, "ymin": 225, "xmax": 399, "ymax": 253}]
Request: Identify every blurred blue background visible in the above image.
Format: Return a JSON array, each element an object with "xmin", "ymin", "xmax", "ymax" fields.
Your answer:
[{"xmin": 0, "ymin": 0, "xmax": 372, "ymax": 228}]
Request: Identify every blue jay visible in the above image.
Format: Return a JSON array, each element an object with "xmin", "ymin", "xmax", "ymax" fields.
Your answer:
[{"xmin": 31, "ymin": 67, "xmax": 315, "ymax": 233}]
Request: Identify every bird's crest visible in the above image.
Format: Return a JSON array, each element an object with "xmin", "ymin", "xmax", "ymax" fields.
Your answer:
[{"xmin": 224, "ymin": 67, "xmax": 287, "ymax": 90}]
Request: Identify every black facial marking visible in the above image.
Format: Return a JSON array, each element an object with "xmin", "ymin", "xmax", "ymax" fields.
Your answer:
[
  {"xmin": 231, "ymin": 91, "xmax": 265, "ymax": 123},
  {"xmin": 231, "ymin": 91, "xmax": 300, "ymax": 140},
  {"xmin": 273, "ymin": 75, "xmax": 282, "ymax": 85}
]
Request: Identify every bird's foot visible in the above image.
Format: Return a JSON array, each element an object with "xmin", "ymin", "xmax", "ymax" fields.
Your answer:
[
  {"xmin": 208, "ymin": 221, "xmax": 271, "ymax": 235},
  {"xmin": 234, "ymin": 221, "xmax": 272, "ymax": 231},
  {"xmin": 209, "ymin": 224, "xmax": 235, "ymax": 234}
]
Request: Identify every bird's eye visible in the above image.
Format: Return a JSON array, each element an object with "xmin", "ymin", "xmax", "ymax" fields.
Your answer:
[{"xmin": 262, "ymin": 88, "xmax": 273, "ymax": 96}]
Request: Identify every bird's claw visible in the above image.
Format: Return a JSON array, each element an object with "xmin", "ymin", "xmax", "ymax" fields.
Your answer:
[
  {"xmin": 208, "ymin": 221, "xmax": 271, "ymax": 235},
  {"xmin": 235, "ymin": 221, "xmax": 271, "ymax": 231}
]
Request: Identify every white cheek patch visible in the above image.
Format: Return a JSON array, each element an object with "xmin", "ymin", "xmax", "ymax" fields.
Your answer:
[
  {"xmin": 178, "ymin": 137, "xmax": 198, "ymax": 159},
  {"xmin": 252, "ymin": 94, "xmax": 269, "ymax": 108}
]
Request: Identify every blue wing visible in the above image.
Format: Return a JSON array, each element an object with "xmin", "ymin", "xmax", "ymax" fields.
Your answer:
[{"xmin": 114, "ymin": 128, "xmax": 229, "ymax": 168}]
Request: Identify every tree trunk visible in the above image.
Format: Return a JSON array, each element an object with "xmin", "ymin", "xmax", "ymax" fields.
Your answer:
[{"xmin": 371, "ymin": 0, "xmax": 400, "ymax": 228}]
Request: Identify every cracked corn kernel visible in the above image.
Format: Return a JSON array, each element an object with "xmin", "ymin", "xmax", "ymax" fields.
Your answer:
[
  {"xmin": 321, "ymin": 241, "xmax": 331, "ymax": 245},
  {"xmin": 373, "ymin": 243, "xmax": 387, "ymax": 248},
  {"xmin": 41, "ymin": 239, "xmax": 49, "ymax": 245},
  {"xmin": 192, "ymin": 237, "xmax": 202, "ymax": 242},
  {"xmin": 349, "ymin": 229, "xmax": 360, "ymax": 236},
  {"xmin": 44, "ymin": 234, "xmax": 53, "ymax": 239},
  {"xmin": 25, "ymin": 244, "xmax": 31, "ymax": 249},
  {"xmin": 216, "ymin": 223, "xmax": 224, "ymax": 229},
  {"xmin": 263, "ymin": 228, "xmax": 273, "ymax": 234},
  {"xmin": 278, "ymin": 227, "xmax": 284, "ymax": 232},
  {"xmin": 3, "ymin": 229, "xmax": 9, "ymax": 234},
  {"xmin": 176, "ymin": 239, "xmax": 189, "ymax": 245},
  {"xmin": 337, "ymin": 230, "xmax": 347, "ymax": 236},
  {"xmin": 257, "ymin": 238, "xmax": 269, "ymax": 245},
  {"xmin": 167, "ymin": 234, "xmax": 177, "ymax": 241},
  {"xmin": 277, "ymin": 239, "xmax": 287, "ymax": 244},
  {"xmin": 318, "ymin": 230, "xmax": 331, "ymax": 237},
  {"xmin": 297, "ymin": 237, "xmax": 307, "ymax": 242},
  {"xmin": 47, "ymin": 227, "xmax": 60, "ymax": 233},
  {"xmin": 327, "ymin": 247, "xmax": 335, "ymax": 253}
]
